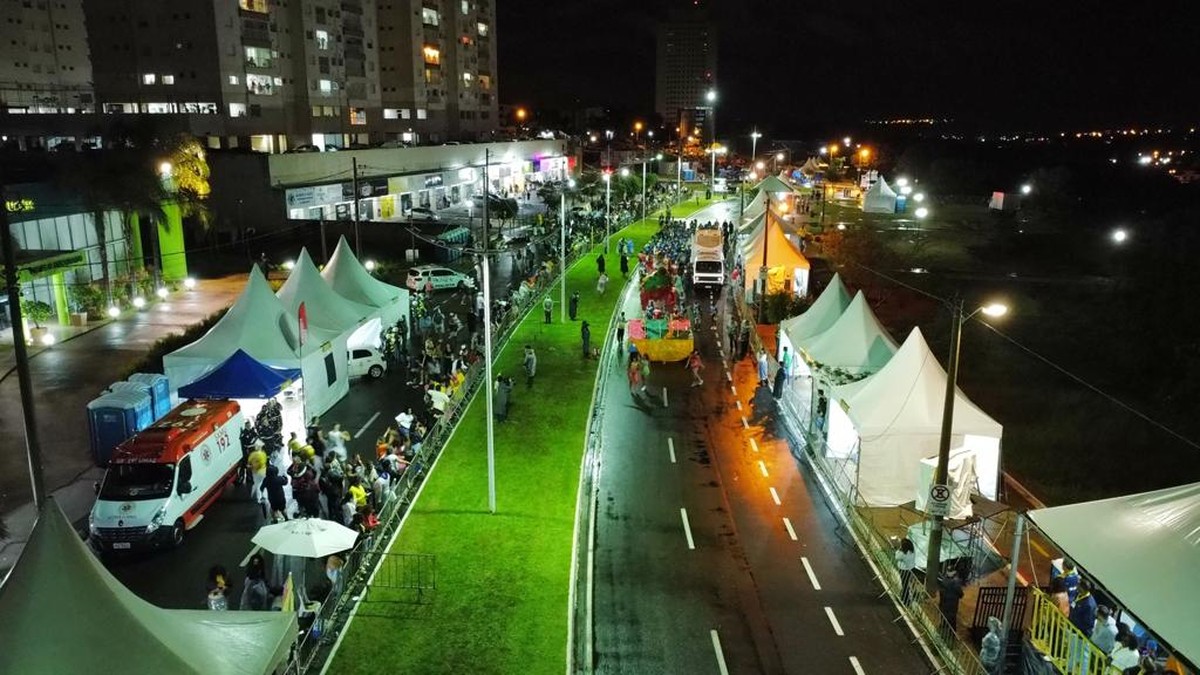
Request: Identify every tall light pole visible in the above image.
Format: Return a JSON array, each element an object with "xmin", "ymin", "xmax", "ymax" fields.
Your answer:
[
  {"xmin": 750, "ymin": 129, "xmax": 762, "ymax": 166},
  {"xmin": 708, "ymin": 144, "xmax": 725, "ymax": 192},
  {"xmin": 560, "ymin": 178, "xmax": 575, "ymax": 322},
  {"xmin": 924, "ymin": 300, "xmax": 1009, "ymax": 592},
  {"xmin": 482, "ymin": 149, "xmax": 497, "ymax": 513},
  {"xmin": 603, "ymin": 171, "xmax": 612, "ymax": 251}
]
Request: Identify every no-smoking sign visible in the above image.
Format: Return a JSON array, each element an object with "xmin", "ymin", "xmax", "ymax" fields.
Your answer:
[{"xmin": 928, "ymin": 483, "xmax": 951, "ymax": 517}]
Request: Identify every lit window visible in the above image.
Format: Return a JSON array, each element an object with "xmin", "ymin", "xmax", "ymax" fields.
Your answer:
[
  {"xmin": 142, "ymin": 73, "xmax": 156, "ymax": 85},
  {"xmin": 238, "ymin": 0, "xmax": 268, "ymax": 13},
  {"xmin": 477, "ymin": 22, "xmax": 488, "ymax": 36},
  {"xmin": 247, "ymin": 73, "xmax": 274, "ymax": 95},
  {"xmin": 478, "ymin": 75, "xmax": 491, "ymax": 90},
  {"xmin": 229, "ymin": 102, "xmax": 247, "ymax": 117},
  {"xmin": 462, "ymin": 72, "xmax": 472, "ymax": 87},
  {"xmin": 417, "ymin": 108, "xmax": 427, "ymax": 120},
  {"xmin": 312, "ymin": 106, "xmax": 322, "ymax": 118},
  {"xmin": 229, "ymin": 75, "xmax": 239, "ymax": 86},
  {"xmin": 383, "ymin": 108, "xmax": 399, "ymax": 120},
  {"xmin": 461, "ymin": 1, "xmax": 469, "ymax": 14},
  {"xmin": 421, "ymin": 7, "xmax": 439, "ymax": 26},
  {"xmin": 162, "ymin": 74, "xmax": 175, "ymax": 85},
  {"xmin": 350, "ymin": 108, "xmax": 366, "ymax": 125},
  {"xmin": 422, "ymin": 45, "xmax": 440, "ymax": 65},
  {"xmin": 323, "ymin": 106, "xmax": 337, "ymax": 117},
  {"xmin": 315, "ymin": 30, "xmax": 330, "ymax": 50},
  {"xmin": 401, "ymin": 108, "xmax": 411, "ymax": 119},
  {"xmin": 318, "ymin": 79, "xmax": 333, "ymax": 94}
]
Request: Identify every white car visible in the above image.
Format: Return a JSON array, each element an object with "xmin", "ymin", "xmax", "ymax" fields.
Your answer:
[
  {"xmin": 347, "ymin": 347, "xmax": 387, "ymax": 379},
  {"xmin": 409, "ymin": 207, "xmax": 439, "ymax": 221},
  {"xmin": 407, "ymin": 265, "xmax": 476, "ymax": 292}
]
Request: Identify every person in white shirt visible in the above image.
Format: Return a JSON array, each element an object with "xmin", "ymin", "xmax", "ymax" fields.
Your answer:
[
  {"xmin": 1090, "ymin": 606, "xmax": 1118, "ymax": 655},
  {"xmin": 327, "ymin": 423, "xmax": 350, "ymax": 461},
  {"xmin": 894, "ymin": 537, "xmax": 917, "ymax": 604},
  {"xmin": 1109, "ymin": 633, "xmax": 1140, "ymax": 671},
  {"xmin": 427, "ymin": 386, "xmax": 450, "ymax": 418},
  {"xmin": 395, "ymin": 408, "xmax": 415, "ymax": 438}
]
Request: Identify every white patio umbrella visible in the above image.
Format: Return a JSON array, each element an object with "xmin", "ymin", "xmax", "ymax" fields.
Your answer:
[{"xmin": 252, "ymin": 518, "xmax": 358, "ymax": 558}]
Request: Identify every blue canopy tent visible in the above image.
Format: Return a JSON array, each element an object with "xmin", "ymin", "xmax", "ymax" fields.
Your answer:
[{"xmin": 178, "ymin": 349, "xmax": 301, "ymax": 400}]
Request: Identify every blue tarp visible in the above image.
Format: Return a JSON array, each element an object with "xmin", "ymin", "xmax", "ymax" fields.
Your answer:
[{"xmin": 177, "ymin": 349, "xmax": 301, "ymax": 400}]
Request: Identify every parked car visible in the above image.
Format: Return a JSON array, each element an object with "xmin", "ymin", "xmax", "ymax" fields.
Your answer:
[
  {"xmin": 288, "ymin": 144, "xmax": 320, "ymax": 153},
  {"xmin": 407, "ymin": 264, "xmax": 476, "ymax": 292},
  {"xmin": 347, "ymin": 347, "xmax": 387, "ymax": 379},
  {"xmin": 409, "ymin": 207, "xmax": 439, "ymax": 221}
]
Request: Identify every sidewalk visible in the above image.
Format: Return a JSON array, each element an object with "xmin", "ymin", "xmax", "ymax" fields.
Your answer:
[{"xmin": 0, "ymin": 275, "xmax": 245, "ymax": 573}]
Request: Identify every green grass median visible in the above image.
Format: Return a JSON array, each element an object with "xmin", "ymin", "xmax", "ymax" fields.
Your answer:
[{"xmin": 331, "ymin": 199, "xmax": 718, "ymax": 674}]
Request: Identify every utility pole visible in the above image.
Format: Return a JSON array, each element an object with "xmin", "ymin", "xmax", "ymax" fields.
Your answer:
[
  {"xmin": 0, "ymin": 176, "xmax": 47, "ymax": 509},
  {"xmin": 482, "ymin": 149, "xmax": 496, "ymax": 513},
  {"xmin": 998, "ymin": 513, "xmax": 1026, "ymax": 674},
  {"xmin": 925, "ymin": 298, "xmax": 964, "ymax": 592},
  {"xmin": 351, "ymin": 156, "xmax": 362, "ymax": 256},
  {"xmin": 757, "ymin": 194, "xmax": 771, "ymax": 324},
  {"xmin": 640, "ymin": 159, "xmax": 647, "ymax": 224},
  {"xmin": 560, "ymin": 184, "xmax": 569, "ymax": 322}
]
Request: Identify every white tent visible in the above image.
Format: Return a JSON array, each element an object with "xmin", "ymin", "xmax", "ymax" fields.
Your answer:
[
  {"xmin": 739, "ymin": 214, "xmax": 810, "ymax": 297},
  {"xmin": 163, "ymin": 266, "xmax": 302, "ymax": 390},
  {"xmin": 825, "ymin": 327, "xmax": 1003, "ymax": 507},
  {"xmin": 742, "ymin": 190, "xmax": 768, "ymax": 223},
  {"xmin": 800, "ymin": 157, "xmax": 823, "ymax": 176},
  {"xmin": 322, "ymin": 235, "xmax": 410, "ymax": 328},
  {"xmin": 801, "ymin": 290, "xmax": 897, "ymax": 377},
  {"xmin": 914, "ymin": 448, "xmax": 979, "ymax": 519},
  {"xmin": 279, "ymin": 247, "xmax": 380, "ymax": 351},
  {"xmin": 1028, "ymin": 482, "xmax": 1200, "ymax": 666},
  {"xmin": 779, "ymin": 273, "xmax": 851, "ymax": 352},
  {"xmin": 862, "ymin": 176, "xmax": 898, "ymax": 214}
]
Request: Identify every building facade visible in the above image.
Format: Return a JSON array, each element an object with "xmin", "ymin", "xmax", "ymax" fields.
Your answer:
[
  {"xmin": 0, "ymin": 0, "xmax": 94, "ymax": 114},
  {"xmin": 654, "ymin": 9, "xmax": 716, "ymax": 141},
  {"xmin": 0, "ymin": 0, "xmax": 498, "ymax": 151}
]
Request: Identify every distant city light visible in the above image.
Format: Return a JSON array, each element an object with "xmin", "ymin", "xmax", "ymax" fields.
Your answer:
[
  {"xmin": 895, "ymin": 177, "xmax": 909, "ymax": 187},
  {"xmin": 843, "ymin": 136, "xmax": 851, "ymax": 146},
  {"xmin": 819, "ymin": 146, "xmax": 828, "ymax": 155},
  {"xmin": 900, "ymin": 186, "xmax": 914, "ymax": 195},
  {"xmin": 913, "ymin": 193, "xmax": 926, "ymax": 202},
  {"xmin": 1112, "ymin": 228, "xmax": 1129, "ymax": 243},
  {"xmin": 756, "ymin": 161, "xmax": 765, "ymax": 170},
  {"xmin": 283, "ymin": 260, "xmax": 295, "ymax": 270}
]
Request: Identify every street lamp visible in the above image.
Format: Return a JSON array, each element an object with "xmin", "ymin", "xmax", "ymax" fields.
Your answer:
[
  {"xmin": 1020, "ymin": 183, "xmax": 1033, "ymax": 195},
  {"xmin": 773, "ymin": 151, "xmax": 785, "ymax": 173},
  {"xmin": 603, "ymin": 171, "xmax": 612, "ymax": 251},
  {"xmin": 708, "ymin": 144, "xmax": 725, "ymax": 191},
  {"xmin": 634, "ymin": 120, "xmax": 644, "ymax": 147},
  {"xmin": 1112, "ymin": 228, "xmax": 1129, "ymax": 244},
  {"xmin": 924, "ymin": 299, "xmax": 1009, "ymax": 592},
  {"xmin": 750, "ymin": 129, "xmax": 762, "ymax": 164},
  {"xmin": 560, "ymin": 178, "xmax": 575, "ymax": 322}
]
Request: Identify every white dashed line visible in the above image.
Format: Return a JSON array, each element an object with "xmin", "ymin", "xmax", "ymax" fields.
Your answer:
[
  {"xmin": 354, "ymin": 411, "xmax": 381, "ymax": 439},
  {"xmin": 735, "ymin": 400, "xmax": 742, "ymax": 410},
  {"xmin": 801, "ymin": 557, "xmax": 822, "ymax": 590},
  {"xmin": 741, "ymin": 416, "xmax": 749, "ymax": 429},
  {"xmin": 725, "ymin": 371, "xmax": 732, "ymax": 382},
  {"xmin": 730, "ymin": 385, "xmax": 736, "ymax": 396},
  {"xmin": 680, "ymin": 508, "xmax": 696, "ymax": 550},
  {"xmin": 668, "ymin": 437, "xmax": 676, "ymax": 464},
  {"xmin": 710, "ymin": 630, "xmax": 730, "ymax": 675},
  {"xmin": 749, "ymin": 438, "xmax": 759, "ymax": 453},
  {"xmin": 662, "ymin": 387, "xmax": 668, "ymax": 408},
  {"xmin": 758, "ymin": 460, "xmax": 769, "ymax": 477},
  {"xmin": 850, "ymin": 656, "xmax": 866, "ymax": 675},
  {"xmin": 769, "ymin": 487, "xmax": 781, "ymax": 505},
  {"xmin": 783, "ymin": 517, "xmax": 798, "ymax": 541},
  {"xmin": 825, "ymin": 606, "xmax": 844, "ymax": 636}
]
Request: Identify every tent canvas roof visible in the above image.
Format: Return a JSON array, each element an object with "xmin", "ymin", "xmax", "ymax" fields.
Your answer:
[
  {"xmin": 802, "ymin": 290, "xmax": 897, "ymax": 373},
  {"xmin": 178, "ymin": 349, "xmax": 302, "ymax": 399},
  {"xmin": 277, "ymin": 247, "xmax": 375, "ymax": 333},
  {"xmin": 865, "ymin": 176, "xmax": 898, "ymax": 199},
  {"xmin": 740, "ymin": 215, "xmax": 810, "ymax": 272},
  {"xmin": 322, "ymin": 235, "xmax": 407, "ymax": 310},
  {"xmin": 800, "ymin": 157, "xmax": 823, "ymax": 175},
  {"xmin": 755, "ymin": 175, "xmax": 796, "ymax": 195},
  {"xmin": 1028, "ymin": 482, "xmax": 1200, "ymax": 665},
  {"xmin": 781, "ymin": 273, "xmax": 851, "ymax": 347},
  {"xmin": 835, "ymin": 327, "xmax": 1002, "ymax": 437},
  {"xmin": 164, "ymin": 266, "xmax": 300, "ymax": 366},
  {"xmin": 742, "ymin": 190, "xmax": 768, "ymax": 222},
  {"xmin": 0, "ymin": 499, "xmax": 296, "ymax": 674},
  {"xmin": 738, "ymin": 211, "xmax": 765, "ymax": 237}
]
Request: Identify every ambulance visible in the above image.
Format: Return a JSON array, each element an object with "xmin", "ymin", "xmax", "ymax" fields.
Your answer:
[{"xmin": 89, "ymin": 399, "xmax": 244, "ymax": 551}]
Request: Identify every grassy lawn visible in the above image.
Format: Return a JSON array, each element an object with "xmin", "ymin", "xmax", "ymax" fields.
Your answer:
[{"xmin": 331, "ymin": 198, "xmax": 719, "ymax": 674}]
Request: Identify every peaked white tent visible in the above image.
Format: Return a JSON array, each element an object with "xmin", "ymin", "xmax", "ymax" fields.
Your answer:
[
  {"xmin": 862, "ymin": 176, "xmax": 898, "ymax": 214},
  {"xmin": 742, "ymin": 190, "xmax": 768, "ymax": 223},
  {"xmin": 0, "ymin": 499, "xmax": 296, "ymax": 674},
  {"xmin": 322, "ymin": 235, "xmax": 410, "ymax": 328},
  {"xmin": 801, "ymin": 290, "xmax": 897, "ymax": 377},
  {"xmin": 1028, "ymin": 482, "xmax": 1200, "ymax": 666},
  {"xmin": 755, "ymin": 175, "xmax": 796, "ymax": 195},
  {"xmin": 825, "ymin": 327, "xmax": 1003, "ymax": 506},
  {"xmin": 163, "ymin": 266, "xmax": 301, "ymax": 390},
  {"xmin": 800, "ymin": 157, "xmax": 823, "ymax": 176},
  {"xmin": 779, "ymin": 273, "xmax": 851, "ymax": 353},
  {"xmin": 278, "ymin": 247, "xmax": 380, "ymax": 353}
]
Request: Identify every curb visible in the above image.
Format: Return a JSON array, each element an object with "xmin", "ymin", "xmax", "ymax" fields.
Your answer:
[{"xmin": 0, "ymin": 317, "xmax": 115, "ymax": 386}]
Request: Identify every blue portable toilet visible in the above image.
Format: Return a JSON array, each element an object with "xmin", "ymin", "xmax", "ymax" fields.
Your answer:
[
  {"xmin": 126, "ymin": 373, "xmax": 172, "ymax": 419},
  {"xmin": 105, "ymin": 382, "xmax": 155, "ymax": 429},
  {"xmin": 86, "ymin": 391, "xmax": 151, "ymax": 465}
]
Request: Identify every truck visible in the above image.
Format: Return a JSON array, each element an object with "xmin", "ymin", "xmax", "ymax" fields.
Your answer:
[
  {"xmin": 691, "ymin": 227, "xmax": 726, "ymax": 286},
  {"xmin": 89, "ymin": 399, "xmax": 244, "ymax": 552}
]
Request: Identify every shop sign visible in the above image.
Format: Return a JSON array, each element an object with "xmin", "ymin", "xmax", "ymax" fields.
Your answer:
[
  {"xmin": 286, "ymin": 183, "xmax": 346, "ymax": 209},
  {"xmin": 423, "ymin": 174, "xmax": 444, "ymax": 188},
  {"xmin": 5, "ymin": 198, "xmax": 35, "ymax": 214}
]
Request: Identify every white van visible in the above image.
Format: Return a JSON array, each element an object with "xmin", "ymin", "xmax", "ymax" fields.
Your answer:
[
  {"xmin": 348, "ymin": 347, "xmax": 387, "ymax": 379},
  {"xmin": 89, "ymin": 400, "xmax": 243, "ymax": 551}
]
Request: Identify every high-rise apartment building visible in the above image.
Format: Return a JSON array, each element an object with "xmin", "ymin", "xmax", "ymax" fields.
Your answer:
[
  {"xmin": 0, "ymin": 0, "xmax": 497, "ymax": 151},
  {"xmin": 655, "ymin": 8, "xmax": 716, "ymax": 140},
  {"xmin": 0, "ymin": 0, "xmax": 94, "ymax": 113}
]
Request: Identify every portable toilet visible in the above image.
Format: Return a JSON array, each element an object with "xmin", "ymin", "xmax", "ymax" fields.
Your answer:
[
  {"xmin": 86, "ymin": 391, "xmax": 151, "ymax": 465},
  {"xmin": 127, "ymin": 373, "xmax": 172, "ymax": 419},
  {"xmin": 105, "ymin": 382, "xmax": 155, "ymax": 429}
]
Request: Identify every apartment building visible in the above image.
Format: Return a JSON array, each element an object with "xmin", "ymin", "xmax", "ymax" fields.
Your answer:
[
  {"xmin": 0, "ymin": 0, "xmax": 497, "ymax": 150},
  {"xmin": 0, "ymin": 0, "xmax": 93, "ymax": 113},
  {"xmin": 654, "ymin": 8, "xmax": 716, "ymax": 141}
]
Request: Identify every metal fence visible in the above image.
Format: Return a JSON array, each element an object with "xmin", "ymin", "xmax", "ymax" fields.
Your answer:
[
  {"xmin": 1028, "ymin": 588, "xmax": 1114, "ymax": 675},
  {"xmin": 288, "ymin": 204, "xmax": 643, "ymax": 674}
]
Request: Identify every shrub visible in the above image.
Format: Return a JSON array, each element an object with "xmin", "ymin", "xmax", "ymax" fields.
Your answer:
[
  {"xmin": 760, "ymin": 290, "xmax": 812, "ymax": 324},
  {"xmin": 123, "ymin": 308, "xmax": 228, "ymax": 378},
  {"xmin": 20, "ymin": 299, "xmax": 52, "ymax": 328},
  {"xmin": 68, "ymin": 282, "xmax": 107, "ymax": 316}
]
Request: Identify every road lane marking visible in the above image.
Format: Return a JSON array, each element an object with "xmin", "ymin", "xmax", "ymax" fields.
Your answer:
[
  {"xmin": 769, "ymin": 487, "xmax": 781, "ymax": 505},
  {"xmin": 663, "ymin": 387, "xmax": 668, "ymax": 408},
  {"xmin": 725, "ymin": 371, "xmax": 732, "ymax": 382},
  {"xmin": 850, "ymin": 656, "xmax": 866, "ymax": 675},
  {"xmin": 680, "ymin": 508, "xmax": 696, "ymax": 550},
  {"xmin": 825, "ymin": 606, "xmax": 845, "ymax": 636},
  {"xmin": 741, "ymin": 416, "xmax": 749, "ymax": 429},
  {"xmin": 354, "ymin": 411, "xmax": 381, "ymax": 439},
  {"xmin": 735, "ymin": 400, "xmax": 742, "ymax": 410},
  {"xmin": 730, "ymin": 385, "xmax": 737, "ymax": 396},
  {"xmin": 668, "ymin": 437, "xmax": 676, "ymax": 464},
  {"xmin": 239, "ymin": 544, "xmax": 261, "ymax": 568},
  {"xmin": 749, "ymin": 438, "xmax": 759, "ymax": 453},
  {"xmin": 802, "ymin": 557, "xmax": 822, "ymax": 590},
  {"xmin": 758, "ymin": 460, "xmax": 769, "ymax": 477},
  {"xmin": 710, "ymin": 630, "xmax": 730, "ymax": 675},
  {"xmin": 783, "ymin": 517, "xmax": 798, "ymax": 541}
]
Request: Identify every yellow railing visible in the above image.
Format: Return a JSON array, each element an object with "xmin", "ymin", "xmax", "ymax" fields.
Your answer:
[{"xmin": 1029, "ymin": 588, "xmax": 1115, "ymax": 674}]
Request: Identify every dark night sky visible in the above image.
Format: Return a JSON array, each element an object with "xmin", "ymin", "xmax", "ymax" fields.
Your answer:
[{"xmin": 497, "ymin": 0, "xmax": 1200, "ymax": 136}]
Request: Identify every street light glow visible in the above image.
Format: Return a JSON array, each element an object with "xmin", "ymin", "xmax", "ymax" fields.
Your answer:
[
  {"xmin": 775, "ymin": 152, "xmax": 784, "ymax": 161},
  {"xmin": 283, "ymin": 259, "xmax": 295, "ymax": 270},
  {"xmin": 155, "ymin": 287, "xmax": 168, "ymax": 299},
  {"xmin": 634, "ymin": 121, "xmax": 643, "ymax": 132},
  {"xmin": 915, "ymin": 207, "xmax": 930, "ymax": 219},
  {"xmin": 756, "ymin": 161, "xmax": 765, "ymax": 170},
  {"xmin": 620, "ymin": 168, "xmax": 630, "ymax": 177},
  {"xmin": 107, "ymin": 306, "xmax": 120, "ymax": 318},
  {"xmin": 183, "ymin": 277, "xmax": 196, "ymax": 290},
  {"xmin": 1020, "ymin": 183, "xmax": 1033, "ymax": 195},
  {"xmin": 705, "ymin": 89, "xmax": 717, "ymax": 103},
  {"xmin": 567, "ymin": 178, "xmax": 576, "ymax": 188},
  {"xmin": 843, "ymin": 136, "xmax": 851, "ymax": 146},
  {"xmin": 364, "ymin": 259, "xmax": 377, "ymax": 272},
  {"xmin": 896, "ymin": 177, "xmax": 909, "ymax": 187},
  {"xmin": 819, "ymin": 146, "xmax": 828, "ymax": 155},
  {"xmin": 900, "ymin": 185, "xmax": 914, "ymax": 195},
  {"xmin": 1112, "ymin": 228, "xmax": 1129, "ymax": 243},
  {"xmin": 132, "ymin": 296, "xmax": 147, "ymax": 309},
  {"xmin": 40, "ymin": 332, "xmax": 56, "ymax": 346},
  {"xmin": 158, "ymin": 161, "xmax": 172, "ymax": 176},
  {"xmin": 913, "ymin": 192, "xmax": 926, "ymax": 202},
  {"xmin": 981, "ymin": 303, "xmax": 1009, "ymax": 318}
]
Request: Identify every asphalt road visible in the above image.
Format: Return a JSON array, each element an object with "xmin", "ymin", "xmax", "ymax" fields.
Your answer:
[{"xmin": 592, "ymin": 283, "xmax": 929, "ymax": 672}]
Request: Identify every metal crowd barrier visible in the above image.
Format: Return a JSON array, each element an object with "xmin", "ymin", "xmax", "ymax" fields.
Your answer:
[{"xmin": 1029, "ymin": 588, "xmax": 1114, "ymax": 675}]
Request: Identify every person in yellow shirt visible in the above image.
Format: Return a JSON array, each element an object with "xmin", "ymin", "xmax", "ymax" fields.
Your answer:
[
  {"xmin": 347, "ymin": 477, "xmax": 367, "ymax": 510},
  {"xmin": 247, "ymin": 442, "xmax": 269, "ymax": 515}
]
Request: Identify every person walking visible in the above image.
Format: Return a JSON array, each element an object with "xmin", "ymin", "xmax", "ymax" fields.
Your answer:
[
  {"xmin": 639, "ymin": 354, "xmax": 650, "ymax": 393},
  {"xmin": 247, "ymin": 440, "xmax": 268, "ymax": 507},
  {"xmin": 615, "ymin": 312, "xmax": 627, "ymax": 353},
  {"xmin": 979, "ymin": 616, "xmax": 1003, "ymax": 675},
  {"xmin": 619, "ymin": 252, "xmax": 630, "ymax": 278},
  {"xmin": 543, "ymin": 295, "xmax": 553, "ymax": 323},
  {"xmin": 772, "ymin": 363, "xmax": 786, "ymax": 399},
  {"xmin": 596, "ymin": 253, "xmax": 606, "ymax": 275},
  {"xmin": 686, "ymin": 349, "xmax": 704, "ymax": 387},
  {"xmin": 894, "ymin": 537, "xmax": 917, "ymax": 604},
  {"xmin": 327, "ymin": 423, "xmax": 350, "ymax": 462},
  {"xmin": 523, "ymin": 344, "xmax": 537, "ymax": 387},
  {"xmin": 581, "ymin": 321, "xmax": 591, "ymax": 358},
  {"xmin": 238, "ymin": 420, "xmax": 257, "ymax": 485},
  {"xmin": 597, "ymin": 272, "xmax": 609, "ymax": 295},
  {"xmin": 938, "ymin": 566, "xmax": 965, "ymax": 637},
  {"xmin": 780, "ymin": 346, "xmax": 792, "ymax": 382},
  {"xmin": 627, "ymin": 356, "xmax": 643, "ymax": 395},
  {"xmin": 757, "ymin": 349, "xmax": 769, "ymax": 387},
  {"xmin": 262, "ymin": 464, "xmax": 289, "ymax": 522},
  {"xmin": 568, "ymin": 291, "xmax": 580, "ymax": 321}
]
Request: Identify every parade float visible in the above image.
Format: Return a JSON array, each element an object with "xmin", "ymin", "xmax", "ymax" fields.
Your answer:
[{"xmin": 625, "ymin": 258, "xmax": 694, "ymax": 362}]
